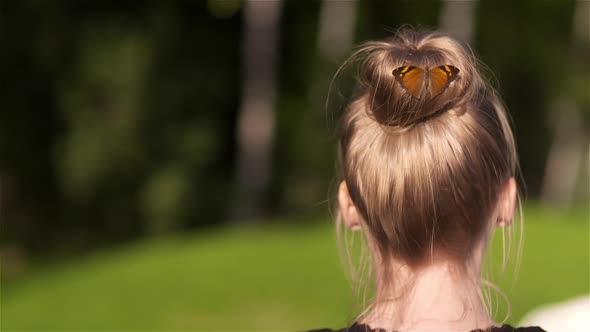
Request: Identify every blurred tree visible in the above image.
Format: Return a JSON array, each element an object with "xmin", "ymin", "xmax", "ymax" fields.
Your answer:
[
  {"xmin": 57, "ymin": 21, "xmax": 150, "ymax": 245},
  {"xmin": 1, "ymin": 1, "xmax": 242, "ymax": 257},
  {"xmin": 273, "ymin": 0, "xmax": 327, "ymax": 215},
  {"xmin": 138, "ymin": 1, "xmax": 241, "ymax": 232},
  {"xmin": 475, "ymin": 0, "xmax": 578, "ymax": 197},
  {"xmin": 317, "ymin": 0, "xmax": 358, "ymax": 61},
  {"xmin": 541, "ymin": 0, "xmax": 589, "ymax": 207},
  {"xmin": 233, "ymin": 0, "xmax": 282, "ymax": 220},
  {"xmin": 439, "ymin": 0, "xmax": 477, "ymax": 43},
  {"xmin": 0, "ymin": 1, "xmax": 74, "ymax": 252}
]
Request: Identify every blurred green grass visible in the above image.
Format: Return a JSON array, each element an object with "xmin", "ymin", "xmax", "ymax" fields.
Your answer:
[{"xmin": 2, "ymin": 204, "xmax": 588, "ymax": 331}]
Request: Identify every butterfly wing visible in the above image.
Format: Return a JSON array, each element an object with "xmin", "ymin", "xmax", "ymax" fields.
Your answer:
[
  {"xmin": 392, "ymin": 66, "xmax": 425, "ymax": 98},
  {"xmin": 428, "ymin": 65, "xmax": 460, "ymax": 97}
]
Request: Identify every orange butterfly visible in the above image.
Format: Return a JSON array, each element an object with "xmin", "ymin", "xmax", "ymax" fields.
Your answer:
[{"xmin": 392, "ymin": 65, "xmax": 459, "ymax": 99}]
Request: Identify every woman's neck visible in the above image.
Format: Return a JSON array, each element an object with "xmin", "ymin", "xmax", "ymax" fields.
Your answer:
[{"xmin": 359, "ymin": 261, "xmax": 496, "ymax": 331}]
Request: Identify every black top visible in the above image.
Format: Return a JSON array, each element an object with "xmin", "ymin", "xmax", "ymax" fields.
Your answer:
[{"xmin": 308, "ymin": 321, "xmax": 546, "ymax": 332}]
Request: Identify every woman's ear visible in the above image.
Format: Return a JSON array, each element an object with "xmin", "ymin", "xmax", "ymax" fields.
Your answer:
[
  {"xmin": 338, "ymin": 181, "xmax": 362, "ymax": 231},
  {"xmin": 496, "ymin": 177, "xmax": 517, "ymax": 227}
]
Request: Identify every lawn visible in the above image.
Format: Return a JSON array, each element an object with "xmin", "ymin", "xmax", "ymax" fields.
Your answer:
[{"xmin": 2, "ymin": 204, "xmax": 588, "ymax": 331}]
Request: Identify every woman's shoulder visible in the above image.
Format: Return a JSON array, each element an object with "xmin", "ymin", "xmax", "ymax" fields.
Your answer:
[{"xmin": 307, "ymin": 322, "xmax": 546, "ymax": 332}]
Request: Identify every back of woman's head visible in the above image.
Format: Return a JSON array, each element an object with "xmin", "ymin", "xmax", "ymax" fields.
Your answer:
[{"xmin": 337, "ymin": 28, "xmax": 518, "ymax": 271}]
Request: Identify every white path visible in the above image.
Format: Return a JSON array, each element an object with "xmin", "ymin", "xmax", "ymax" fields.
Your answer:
[{"xmin": 519, "ymin": 295, "xmax": 590, "ymax": 332}]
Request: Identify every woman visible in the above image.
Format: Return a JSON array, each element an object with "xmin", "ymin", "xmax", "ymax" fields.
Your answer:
[{"xmin": 310, "ymin": 29, "xmax": 545, "ymax": 332}]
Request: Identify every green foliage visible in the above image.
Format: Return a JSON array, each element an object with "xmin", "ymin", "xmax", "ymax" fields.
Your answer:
[
  {"xmin": 1, "ymin": 1, "xmax": 241, "ymax": 251},
  {"xmin": 140, "ymin": 162, "xmax": 192, "ymax": 234},
  {"xmin": 2, "ymin": 205, "xmax": 588, "ymax": 330},
  {"xmin": 476, "ymin": 0, "xmax": 580, "ymax": 194}
]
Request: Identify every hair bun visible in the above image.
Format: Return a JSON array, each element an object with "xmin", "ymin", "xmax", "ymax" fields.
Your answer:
[{"xmin": 356, "ymin": 34, "xmax": 479, "ymax": 128}]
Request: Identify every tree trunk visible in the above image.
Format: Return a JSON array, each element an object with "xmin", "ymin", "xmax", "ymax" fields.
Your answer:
[
  {"xmin": 317, "ymin": 0, "xmax": 357, "ymax": 61},
  {"xmin": 439, "ymin": 0, "xmax": 478, "ymax": 44},
  {"xmin": 233, "ymin": 0, "xmax": 282, "ymax": 220}
]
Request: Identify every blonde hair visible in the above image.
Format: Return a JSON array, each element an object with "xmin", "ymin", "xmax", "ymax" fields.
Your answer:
[{"xmin": 334, "ymin": 28, "xmax": 522, "ymax": 323}]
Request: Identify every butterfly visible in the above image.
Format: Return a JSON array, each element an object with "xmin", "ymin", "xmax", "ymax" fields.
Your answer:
[{"xmin": 392, "ymin": 65, "xmax": 460, "ymax": 99}]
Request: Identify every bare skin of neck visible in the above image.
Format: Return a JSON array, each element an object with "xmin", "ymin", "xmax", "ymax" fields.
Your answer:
[{"xmin": 359, "ymin": 242, "xmax": 498, "ymax": 331}]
